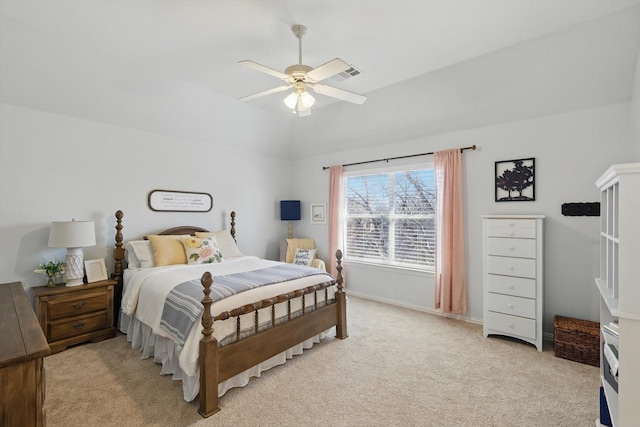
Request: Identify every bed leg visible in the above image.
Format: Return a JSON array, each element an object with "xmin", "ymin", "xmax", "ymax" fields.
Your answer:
[
  {"xmin": 198, "ymin": 272, "xmax": 220, "ymax": 417},
  {"xmin": 335, "ymin": 250, "xmax": 348, "ymax": 339}
]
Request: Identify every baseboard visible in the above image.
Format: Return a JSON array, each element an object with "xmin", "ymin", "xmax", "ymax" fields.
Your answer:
[
  {"xmin": 347, "ymin": 291, "xmax": 556, "ymax": 341},
  {"xmin": 346, "ymin": 290, "xmax": 483, "ymax": 325}
]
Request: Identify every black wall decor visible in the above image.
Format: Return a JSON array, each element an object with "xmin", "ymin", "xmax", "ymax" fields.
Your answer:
[
  {"xmin": 561, "ymin": 202, "xmax": 600, "ymax": 217},
  {"xmin": 495, "ymin": 157, "xmax": 535, "ymax": 202}
]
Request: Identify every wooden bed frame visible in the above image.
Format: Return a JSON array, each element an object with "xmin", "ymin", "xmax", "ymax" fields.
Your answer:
[{"xmin": 111, "ymin": 210, "xmax": 347, "ymax": 417}]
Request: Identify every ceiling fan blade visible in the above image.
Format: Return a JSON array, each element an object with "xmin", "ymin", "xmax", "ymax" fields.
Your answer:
[
  {"xmin": 238, "ymin": 85, "xmax": 291, "ymax": 101},
  {"xmin": 313, "ymin": 84, "xmax": 367, "ymax": 105},
  {"xmin": 239, "ymin": 60, "xmax": 289, "ymax": 80},
  {"xmin": 306, "ymin": 58, "xmax": 350, "ymax": 82}
]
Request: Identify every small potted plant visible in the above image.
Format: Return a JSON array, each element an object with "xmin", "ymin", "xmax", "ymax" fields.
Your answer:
[{"xmin": 35, "ymin": 259, "xmax": 66, "ymax": 287}]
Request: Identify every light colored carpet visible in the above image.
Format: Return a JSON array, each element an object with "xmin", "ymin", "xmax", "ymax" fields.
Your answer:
[{"xmin": 45, "ymin": 296, "xmax": 599, "ymax": 426}]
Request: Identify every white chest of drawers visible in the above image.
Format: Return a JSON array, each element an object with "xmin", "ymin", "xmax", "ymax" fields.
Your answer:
[{"xmin": 482, "ymin": 215, "xmax": 544, "ymax": 351}]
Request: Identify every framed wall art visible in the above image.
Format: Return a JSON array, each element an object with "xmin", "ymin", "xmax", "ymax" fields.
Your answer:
[
  {"xmin": 148, "ymin": 189, "xmax": 213, "ymax": 212},
  {"xmin": 495, "ymin": 157, "xmax": 535, "ymax": 202},
  {"xmin": 310, "ymin": 203, "xmax": 326, "ymax": 224}
]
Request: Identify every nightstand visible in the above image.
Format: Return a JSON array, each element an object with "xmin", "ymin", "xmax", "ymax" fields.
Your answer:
[{"xmin": 31, "ymin": 279, "xmax": 116, "ymax": 354}]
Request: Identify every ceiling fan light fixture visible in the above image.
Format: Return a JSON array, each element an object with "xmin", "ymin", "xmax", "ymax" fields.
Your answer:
[
  {"xmin": 239, "ymin": 24, "xmax": 366, "ymax": 111},
  {"xmin": 283, "ymin": 92, "xmax": 298, "ymax": 109},
  {"xmin": 300, "ymin": 91, "xmax": 315, "ymax": 108}
]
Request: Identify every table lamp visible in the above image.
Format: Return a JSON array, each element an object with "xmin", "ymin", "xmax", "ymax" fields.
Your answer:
[
  {"xmin": 48, "ymin": 220, "xmax": 96, "ymax": 286},
  {"xmin": 280, "ymin": 200, "xmax": 301, "ymax": 239}
]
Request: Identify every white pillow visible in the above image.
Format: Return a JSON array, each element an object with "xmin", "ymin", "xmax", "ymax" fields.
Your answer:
[
  {"xmin": 124, "ymin": 242, "xmax": 140, "ymax": 269},
  {"xmin": 293, "ymin": 248, "xmax": 317, "ymax": 266},
  {"xmin": 195, "ymin": 230, "xmax": 242, "ymax": 258},
  {"xmin": 125, "ymin": 240, "xmax": 156, "ymax": 268}
]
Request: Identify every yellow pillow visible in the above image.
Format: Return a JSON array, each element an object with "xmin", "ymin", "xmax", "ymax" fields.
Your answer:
[{"xmin": 147, "ymin": 235, "xmax": 190, "ymax": 266}]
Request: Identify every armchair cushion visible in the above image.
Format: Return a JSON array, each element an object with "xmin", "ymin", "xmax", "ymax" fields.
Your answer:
[{"xmin": 311, "ymin": 258, "xmax": 326, "ymax": 271}]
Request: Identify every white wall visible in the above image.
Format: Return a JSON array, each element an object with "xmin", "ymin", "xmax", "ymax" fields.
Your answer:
[
  {"xmin": 0, "ymin": 103, "xmax": 292, "ymax": 290},
  {"xmin": 291, "ymin": 103, "xmax": 637, "ymax": 334},
  {"xmin": 632, "ymin": 46, "xmax": 640, "ymax": 157}
]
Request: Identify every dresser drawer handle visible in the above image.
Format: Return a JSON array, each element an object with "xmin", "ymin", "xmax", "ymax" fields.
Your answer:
[
  {"xmin": 72, "ymin": 301, "xmax": 86, "ymax": 310},
  {"xmin": 508, "ymin": 231, "xmax": 515, "ymax": 236},
  {"xmin": 507, "ymin": 323, "xmax": 514, "ymax": 328},
  {"xmin": 509, "ymin": 246, "xmax": 515, "ymax": 251},
  {"xmin": 508, "ymin": 265, "xmax": 514, "ymax": 271},
  {"xmin": 508, "ymin": 303, "xmax": 514, "ymax": 309},
  {"xmin": 73, "ymin": 322, "xmax": 86, "ymax": 330}
]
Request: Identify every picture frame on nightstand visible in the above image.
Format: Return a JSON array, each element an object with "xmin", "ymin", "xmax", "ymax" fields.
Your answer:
[{"xmin": 85, "ymin": 258, "xmax": 108, "ymax": 283}]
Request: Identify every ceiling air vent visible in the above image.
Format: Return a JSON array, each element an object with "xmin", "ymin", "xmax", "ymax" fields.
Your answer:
[{"xmin": 329, "ymin": 66, "xmax": 362, "ymax": 82}]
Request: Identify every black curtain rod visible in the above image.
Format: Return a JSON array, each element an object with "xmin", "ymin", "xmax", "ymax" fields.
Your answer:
[{"xmin": 321, "ymin": 144, "xmax": 476, "ymax": 170}]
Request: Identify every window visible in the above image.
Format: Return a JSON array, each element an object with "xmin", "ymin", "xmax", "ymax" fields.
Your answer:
[{"xmin": 343, "ymin": 166, "xmax": 436, "ymax": 270}]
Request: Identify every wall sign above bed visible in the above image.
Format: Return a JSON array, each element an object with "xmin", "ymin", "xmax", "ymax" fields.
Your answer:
[{"xmin": 148, "ymin": 190, "xmax": 213, "ymax": 212}]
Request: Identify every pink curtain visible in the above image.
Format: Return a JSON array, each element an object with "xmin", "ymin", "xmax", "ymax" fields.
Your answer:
[
  {"xmin": 434, "ymin": 149, "xmax": 467, "ymax": 313},
  {"xmin": 328, "ymin": 165, "xmax": 344, "ymax": 278}
]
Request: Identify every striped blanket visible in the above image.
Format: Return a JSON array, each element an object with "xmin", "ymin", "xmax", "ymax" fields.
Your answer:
[{"xmin": 159, "ymin": 264, "xmax": 332, "ymax": 350}]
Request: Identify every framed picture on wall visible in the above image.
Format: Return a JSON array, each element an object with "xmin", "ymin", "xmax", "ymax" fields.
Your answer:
[
  {"xmin": 495, "ymin": 158, "xmax": 535, "ymax": 202},
  {"xmin": 310, "ymin": 203, "xmax": 326, "ymax": 224}
]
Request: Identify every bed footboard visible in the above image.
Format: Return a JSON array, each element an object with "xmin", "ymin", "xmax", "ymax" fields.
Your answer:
[{"xmin": 198, "ymin": 250, "xmax": 347, "ymax": 417}]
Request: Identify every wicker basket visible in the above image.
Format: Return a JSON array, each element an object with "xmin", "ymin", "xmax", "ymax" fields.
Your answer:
[{"xmin": 554, "ymin": 315, "xmax": 600, "ymax": 367}]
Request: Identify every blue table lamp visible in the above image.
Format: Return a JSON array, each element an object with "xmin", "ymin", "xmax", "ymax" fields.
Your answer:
[{"xmin": 280, "ymin": 200, "xmax": 301, "ymax": 239}]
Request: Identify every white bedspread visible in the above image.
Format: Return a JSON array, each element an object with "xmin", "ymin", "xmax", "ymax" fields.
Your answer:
[{"xmin": 119, "ymin": 256, "xmax": 336, "ymax": 401}]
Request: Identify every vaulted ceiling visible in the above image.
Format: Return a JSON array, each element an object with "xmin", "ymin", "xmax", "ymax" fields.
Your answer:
[{"xmin": 1, "ymin": 1, "xmax": 639, "ymax": 158}]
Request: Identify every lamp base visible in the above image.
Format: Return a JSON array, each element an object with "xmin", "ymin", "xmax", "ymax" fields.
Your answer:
[
  {"xmin": 65, "ymin": 248, "xmax": 85, "ymax": 287},
  {"xmin": 288, "ymin": 222, "xmax": 294, "ymax": 239},
  {"xmin": 65, "ymin": 278, "xmax": 84, "ymax": 287}
]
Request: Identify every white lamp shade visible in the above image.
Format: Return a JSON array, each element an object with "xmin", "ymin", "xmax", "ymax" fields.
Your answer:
[
  {"xmin": 284, "ymin": 92, "xmax": 298, "ymax": 109},
  {"xmin": 48, "ymin": 221, "xmax": 96, "ymax": 248},
  {"xmin": 300, "ymin": 91, "xmax": 315, "ymax": 108}
]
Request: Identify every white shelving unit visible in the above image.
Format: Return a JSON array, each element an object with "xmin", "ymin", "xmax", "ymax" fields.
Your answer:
[{"xmin": 595, "ymin": 163, "xmax": 640, "ymax": 427}]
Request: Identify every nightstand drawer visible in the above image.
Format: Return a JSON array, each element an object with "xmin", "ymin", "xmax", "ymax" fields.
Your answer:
[
  {"xmin": 487, "ymin": 237, "xmax": 536, "ymax": 258},
  {"xmin": 487, "ymin": 255, "xmax": 536, "ymax": 279},
  {"xmin": 487, "ymin": 293, "xmax": 535, "ymax": 319},
  {"xmin": 48, "ymin": 292, "xmax": 108, "ymax": 320},
  {"xmin": 48, "ymin": 311, "xmax": 109, "ymax": 342}
]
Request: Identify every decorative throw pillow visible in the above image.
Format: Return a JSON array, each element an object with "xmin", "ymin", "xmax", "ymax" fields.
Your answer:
[
  {"xmin": 182, "ymin": 237, "xmax": 223, "ymax": 265},
  {"xmin": 147, "ymin": 235, "xmax": 190, "ymax": 266},
  {"xmin": 285, "ymin": 238, "xmax": 316, "ymax": 264},
  {"xmin": 194, "ymin": 230, "xmax": 242, "ymax": 258},
  {"xmin": 293, "ymin": 248, "xmax": 317, "ymax": 266}
]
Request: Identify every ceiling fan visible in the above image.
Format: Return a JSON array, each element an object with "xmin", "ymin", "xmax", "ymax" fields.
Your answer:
[{"xmin": 238, "ymin": 24, "xmax": 367, "ymax": 117}]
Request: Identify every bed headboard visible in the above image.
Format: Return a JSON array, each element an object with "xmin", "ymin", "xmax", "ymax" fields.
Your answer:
[{"xmin": 155, "ymin": 226, "xmax": 210, "ymax": 236}]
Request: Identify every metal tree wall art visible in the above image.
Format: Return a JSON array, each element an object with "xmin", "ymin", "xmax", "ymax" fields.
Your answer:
[{"xmin": 495, "ymin": 158, "xmax": 535, "ymax": 201}]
